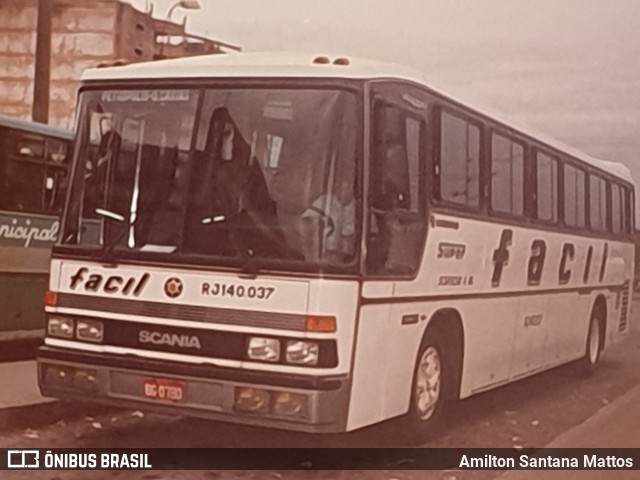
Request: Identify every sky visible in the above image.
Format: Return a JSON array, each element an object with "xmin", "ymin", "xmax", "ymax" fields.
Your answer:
[
  {"xmin": 127, "ymin": 0, "xmax": 640, "ymax": 57},
  {"xmin": 124, "ymin": 0, "xmax": 640, "ymax": 188}
]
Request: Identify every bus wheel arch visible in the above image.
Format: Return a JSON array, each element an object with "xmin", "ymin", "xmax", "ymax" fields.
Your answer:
[{"xmin": 423, "ymin": 309, "xmax": 465, "ymax": 401}]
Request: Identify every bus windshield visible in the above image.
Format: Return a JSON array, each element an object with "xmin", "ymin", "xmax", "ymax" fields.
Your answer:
[{"xmin": 62, "ymin": 87, "xmax": 360, "ymax": 273}]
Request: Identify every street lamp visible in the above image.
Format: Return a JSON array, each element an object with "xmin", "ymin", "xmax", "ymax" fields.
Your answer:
[{"xmin": 167, "ymin": 0, "xmax": 201, "ymax": 19}]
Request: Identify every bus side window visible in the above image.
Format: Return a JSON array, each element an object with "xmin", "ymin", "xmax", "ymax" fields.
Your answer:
[
  {"xmin": 371, "ymin": 105, "xmax": 410, "ymax": 210},
  {"xmin": 438, "ymin": 111, "xmax": 480, "ymax": 207},
  {"xmin": 2, "ymin": 132, "xmax": 46, "ymax": 213},
  {"xmin": 624, "ymin": 186, "xmax": 634, "ymax": 233},
  {"xmin": 45, "ymin": 139, "xmax": 70, "ymax": 214},
  {"xmin": 611, "ymin": 183, "xmax": 623, "ymax": 234},
  {"xmin": 367, "ymin": 102, "xmax": 426, "ymax": 276},
  {"xmin": 589, "ymin": 174, "xmax": 607, "ymax": 232},
  {"xmin": 490, "ymin": 133, "xmax": 524, "ymax": 216},
  {"xmin": 535, "ymin": 152, "xmax": 559, "ymax": 223},
  {"xmin": 83, "ymin": 113, "xmax": 118, "ymax": 220},
  {"xmin": 564, "ymin": 163, "xmax": 586, "ymax": 228}
]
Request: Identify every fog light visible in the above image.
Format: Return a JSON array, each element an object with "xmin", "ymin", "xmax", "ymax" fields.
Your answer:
[
  {"xmin": 76, "ymin": 320, "xmax": 104, "ymax": 343},
  {"xmin": 272, "ymin": 392, "xmax": 308, "ymax": 418},
  {"xmin": 73, "ymin": 368, "xmax": 98, "ymax": 390},
  {"xmin": 47, "ymin": 317, "xmax": 74, "ymax": 339},
  {"xmin": 285, "ymin": 340, "xmax": 319, "ymax": 365},
  {"xmin": 234, "ymin": 387, "xmax": 270, "ymax": 413},
  {"xmin": 247, "ymin": 337, "xmax": 280, "ymax": 362},
  {"xmin": 43, "ymin": 364, "xmax": 73, "ymax": 386}
]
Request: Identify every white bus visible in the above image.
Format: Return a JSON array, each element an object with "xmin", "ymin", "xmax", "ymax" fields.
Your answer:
[{"xmin": 38, "ymin": 53, "xmax": 635, "ymax": 441}]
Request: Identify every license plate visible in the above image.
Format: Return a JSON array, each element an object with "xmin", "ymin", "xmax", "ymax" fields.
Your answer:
[{"xmin": 143, "ymin": 378, "xmax": 184, "ymax": 402}]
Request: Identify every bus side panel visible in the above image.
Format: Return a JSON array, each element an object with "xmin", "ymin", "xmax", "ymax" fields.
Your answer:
[
  {"xmin": 0, "ymin": 272, "xmax": 47, "ymax": 336},
  {"xmin": 360, "ymin": 213, "xmax": 635, "ymax": 411},
  {"xmin": 460, "ymin": 297, "xmax": 519, "ymax": 390},
  {"xmin": 344, "ymin": 260, "xmax": 633, "ymax": 433},
  {"xmin": 306, "ymin": 279, "xmax": 360, "ymax": 376},
  {"xmin": 347, "ymin": 303, "xmax": 394, "ymax": 431},
  {"xmin": 384, "ymin": 298, "xmax": 517, "ymax": 401},
  {"xmin": 0, "ymin": 244, "xmax": 52, "ymax": 274},
  {"xmin": 546, "ymin": 291, "xmax": 589, "ymax": 365},
  {"xmin": 0, "ymin": 243, "xmax": 52, "ymax": 339},
  {"xmin": 347, "ymin": 298, "xmax": 517, "ymax": 431}
]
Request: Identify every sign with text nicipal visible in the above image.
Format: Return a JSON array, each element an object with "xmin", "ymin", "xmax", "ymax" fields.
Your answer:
[{"xmin": 0, "ymin": 213, "xmax": 59, "ymax": 248}]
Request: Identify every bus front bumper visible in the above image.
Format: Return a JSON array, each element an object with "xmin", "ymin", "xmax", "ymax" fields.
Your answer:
[{"xmin": 37, "ymin": 346, "xmax": 350, "ymax": 433}]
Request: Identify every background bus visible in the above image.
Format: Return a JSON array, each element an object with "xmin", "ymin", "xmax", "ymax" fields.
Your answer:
[
  {"xmin": 0, "ymin": 114, "xmax": 73, "ymax": 343},
  {"xmin": 38, "ymin": 53, "xmax": 635, "ymax": 442}
]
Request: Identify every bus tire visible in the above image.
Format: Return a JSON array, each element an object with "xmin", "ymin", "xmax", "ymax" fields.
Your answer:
[
  {"xmin": 400, "ymin": 328, "xmax": 451, "ymax": 444},
  {"xmin": 579, "ymin": 310, "xmax": 603, "ymax": 377}
]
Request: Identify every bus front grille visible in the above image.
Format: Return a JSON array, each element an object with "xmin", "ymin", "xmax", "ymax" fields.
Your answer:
[{"xmin": 54, "ymin": 293, "xmax": 307, "ymax": 331}]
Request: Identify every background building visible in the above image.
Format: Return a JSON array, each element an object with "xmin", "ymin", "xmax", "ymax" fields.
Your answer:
[{"xmin": 0, "ymin": 0, "xmax": 240, "ymax": 128}]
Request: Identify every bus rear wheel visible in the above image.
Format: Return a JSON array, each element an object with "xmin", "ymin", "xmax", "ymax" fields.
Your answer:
[
  {"xmin": 400, "ymin": 329, "xmax": 450, "ymax": 444},
  {"xmin": 579, "ymin": 311, "xmax": 603, "ymax": 376}
]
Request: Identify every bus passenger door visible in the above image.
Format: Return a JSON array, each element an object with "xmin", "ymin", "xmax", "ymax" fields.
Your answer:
[
  {"xmin": 350, "ymin": 90, "xmax": 429, "ymax": 430},
  {"xmin": 365, "ymin": 96, "xmax": 426, "ymax": 278}
]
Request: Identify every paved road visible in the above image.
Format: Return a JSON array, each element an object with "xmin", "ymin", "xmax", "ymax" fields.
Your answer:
[
  {"xmin": 497, "ymin": 383, "xmax": 640, "ymax": 480},
  {"xmin": 0, "ymin": 361, "xmax": 51, "ymax": 409}
]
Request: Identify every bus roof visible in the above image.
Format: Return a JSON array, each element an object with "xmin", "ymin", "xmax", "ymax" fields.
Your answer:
[
  {"xmin": 81, "ymin": 52, "xmax": 634, "ymax": 185},
  {"xmin": 0, "ymin": 113, "xmax": 74, "ymax": 141},
  {"xmin": 82, "ymin": 51, "xmax": 427, "ymax": 84}
]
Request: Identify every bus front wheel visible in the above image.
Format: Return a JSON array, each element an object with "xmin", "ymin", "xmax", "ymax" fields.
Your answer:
[
  {"xmin": 579, "ymin": 311, "xmax": 603, "ymax": 376},
  {"xmin": 401, "ymin": 329, "xmax": 451, "ymax": 443}
]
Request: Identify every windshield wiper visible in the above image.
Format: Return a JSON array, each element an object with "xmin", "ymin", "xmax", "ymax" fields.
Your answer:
[
  {"xmin": 199, "ymin": 179, "xmax": 262, "ymax": 274},
  {"xmin": 95, "ymin": 208, "xmax": 125, "ymax": 223},
  {"xmin": 196, "ymin": 214, "xmax": 258, "ymax": 275},
  {"xmin": 94, "ymin": 208, "xmax": 132, "ymax": 264}
]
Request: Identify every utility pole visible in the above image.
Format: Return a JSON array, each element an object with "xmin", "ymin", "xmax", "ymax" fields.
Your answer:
[{"xmin": 33, "ymin": 0, "xmax": 52, "ymax": 124}]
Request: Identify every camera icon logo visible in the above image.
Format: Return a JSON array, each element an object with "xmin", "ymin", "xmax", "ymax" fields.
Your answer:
[{"xmin": 7, "ymin": 450, "xmax": 39, "ymax": 469}]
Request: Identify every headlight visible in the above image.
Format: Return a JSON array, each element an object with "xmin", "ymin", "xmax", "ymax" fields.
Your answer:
[
  {"xmin": 76, "ymin": 320, "xmax": 104, "ymax": 343},
  {"xmin": 272, "ymin": 392, "xmax": 308, "ymax": 418},
  {"xmin": 47, "ymin": 317, "xmax": 74, "ymax": 339},
  {"xmin": 285, "ymin": 340, "xmax": 319, "ymax": 365},
  {"xmin": 247, "ymin": 337, "xmax": 280, "ymax": 362},
  {"xmin": 234, "ymin": 387, "xmax": 270, "ymax": 413}
]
